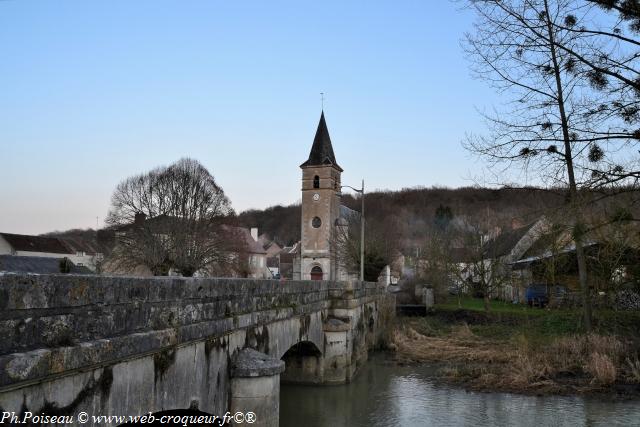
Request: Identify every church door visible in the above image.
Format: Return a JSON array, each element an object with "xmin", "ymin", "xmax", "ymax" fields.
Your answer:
[{"xmin": 310, "ymin": 266, "xmax": 323, "ymax": 281}]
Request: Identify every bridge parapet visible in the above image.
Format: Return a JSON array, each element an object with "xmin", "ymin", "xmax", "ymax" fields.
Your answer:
[{"xmin": 0, "ymin": 273, "xmax": 393, "ymax": 425}]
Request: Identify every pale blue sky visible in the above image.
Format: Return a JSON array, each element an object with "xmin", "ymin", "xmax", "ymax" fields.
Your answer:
[{"xmin": 0, "ymin": 0, "xmax": 498, "ymax": 234}]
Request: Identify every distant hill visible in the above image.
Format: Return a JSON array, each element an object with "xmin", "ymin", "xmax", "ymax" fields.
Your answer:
[
  {"xmin": 236, "ymin": 186, "xmax": 567, "ymax": 250},
  {"xmin": 237, "ymin": 204, "xmax": 302, "ymax": 247},
  {"xmin": 43, "ymin": 186, "xmax": 633, "ymax": 257},
  {"xmin": 42, "ymin": 228, "xmax": 98, "ymax": 241}
]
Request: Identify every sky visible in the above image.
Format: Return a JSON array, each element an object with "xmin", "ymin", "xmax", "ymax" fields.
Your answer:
[{"xmin": 0, "ymin": 0, "xmax": 500, "ymax": 235}]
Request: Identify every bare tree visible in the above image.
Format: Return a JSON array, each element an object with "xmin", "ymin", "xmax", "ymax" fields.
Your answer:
[
  {"xmin": 105, "ymin": 158, "xmax": 235, "ymax": 276},
  {"xmin": 455, "ymin": 217, "xmax": 508, "ymax": 312},
  {"xmin": 420, "ymin": 205, "xmax": 457, "ymax": 301},
  {"xmin": 333, "ymin": 210, "xmax": 403, "ymax": 282},
  {"xmin": 462, "ymin": 0, "xmax": 640, "ymax": 329},
  {"xmin": 421, "ymin": 229, "xmax": 456, "ymax": 300}
]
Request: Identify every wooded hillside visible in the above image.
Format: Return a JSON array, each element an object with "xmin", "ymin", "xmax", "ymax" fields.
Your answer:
[{"xmin": 237, "ymin": 186, "xmax": 568, "ymax": 250}]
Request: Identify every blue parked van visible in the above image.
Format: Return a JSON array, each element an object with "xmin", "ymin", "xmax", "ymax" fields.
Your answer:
[{"xmin": 525, "ymin": 284, "xmax": 549, "ymax": 307}]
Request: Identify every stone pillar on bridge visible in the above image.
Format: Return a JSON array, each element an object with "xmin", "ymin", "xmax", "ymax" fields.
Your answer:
[
  {"xmin": 230, "ymin": 348, "xmax": 285, "ymax": 427},
  {"xmin": 322, "ymin": 318, "xmax": 352, "ymax": 383}
]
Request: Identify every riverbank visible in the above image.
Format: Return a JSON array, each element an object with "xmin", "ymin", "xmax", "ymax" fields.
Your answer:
[{"xmin": 390, "ymin": 298, "xmax": 640, "ymax": 398}]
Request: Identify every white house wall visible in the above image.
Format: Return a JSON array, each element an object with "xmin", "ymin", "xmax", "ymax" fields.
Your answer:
[
  {"xmin": 0, "ymin": 236, "xmax": 13, "ymax": 255},
  {"xmin": 9, "ymin": 249, "xmax": 97, "ymax": 271}
]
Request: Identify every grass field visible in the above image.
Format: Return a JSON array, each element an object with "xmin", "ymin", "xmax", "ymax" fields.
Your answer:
[{"xmin": 434, "ymin": 296, "xmax": 640, "ymax": 338}]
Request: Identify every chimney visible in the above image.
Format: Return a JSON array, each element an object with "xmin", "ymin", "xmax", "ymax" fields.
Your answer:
[
  {"xmin": 251, "ymin": 227, "xmax": 259, "ymax": 242},
  {"xmin": 134, "ymin": 212, "xmax": 147, "ymax": 226}
]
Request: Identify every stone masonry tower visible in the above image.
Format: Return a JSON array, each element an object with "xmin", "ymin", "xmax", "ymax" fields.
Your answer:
[{"xmin": 300, "ymin": 111, "xmax": 342, "ymax": 281}]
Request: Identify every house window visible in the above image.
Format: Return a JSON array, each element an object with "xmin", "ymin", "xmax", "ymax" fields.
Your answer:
[{"xmin": 313, "ymin": 175, "xmax": 320, "ymax": 189}]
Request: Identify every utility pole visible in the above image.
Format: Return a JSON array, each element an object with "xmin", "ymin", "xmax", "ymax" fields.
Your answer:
[{"xmin": 360, "ymin": 179, "xmax": 365, "ymax": 282}]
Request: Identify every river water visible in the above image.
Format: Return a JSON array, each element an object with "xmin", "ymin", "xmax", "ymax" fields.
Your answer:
[{"xmin": 280, "ymin": 353, "xmax": 640, "ymax": 427}]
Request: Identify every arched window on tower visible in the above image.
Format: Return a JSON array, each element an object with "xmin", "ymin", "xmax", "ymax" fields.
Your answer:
[{"xmin": 313, "ymin": 175, "xmax": 320, "ymax": 189}]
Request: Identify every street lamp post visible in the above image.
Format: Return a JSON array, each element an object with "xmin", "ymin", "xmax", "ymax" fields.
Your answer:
[{"xmin": 341, "ymin": 180, "xmax": 365, "ymax": 281}]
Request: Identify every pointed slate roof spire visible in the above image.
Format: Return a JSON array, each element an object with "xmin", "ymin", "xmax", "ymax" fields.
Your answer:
[{"xmin": 300, "ymin": 111, "xmax": 342, "ymax": 171}]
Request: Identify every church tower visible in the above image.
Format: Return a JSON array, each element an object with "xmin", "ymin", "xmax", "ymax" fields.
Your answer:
[{"xmin": 300, "ymin": 111, "xmax": 343, "ymax": 281}]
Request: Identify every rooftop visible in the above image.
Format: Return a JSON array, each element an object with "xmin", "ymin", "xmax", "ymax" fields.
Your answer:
[
  {"xmin": 300, "ymin": 111, "xmax": 342, "ymax": 171},
  {"xmin": 0, "ymin": 233, "xmax": 72, "ymax": 255}
]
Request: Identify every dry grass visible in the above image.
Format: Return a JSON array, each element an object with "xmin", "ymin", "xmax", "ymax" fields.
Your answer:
[
  {"xmin": 392, "ymin": 319, "xmax": 635, "ymax": 394},
  {"xmin": 586, "ymin": 353, "xmax": 617, "ymax": 385},
  {"xmin": 549, "ymin": 334, "xmax": 624, "ymax": 370},
  {"xmin": 393, "ymin": 323, "xmax": 513, "ymax": 364},
  {"xmin": 507, "ymin": 352, "xmax": 552, "ymax": 387},
  {"xmin": 625, "ymin": 357, "xmax": 640, "ymax": 383},
  {"xmin": 510, "ymin": 334, "xmax": 625, "ymax": 389}
]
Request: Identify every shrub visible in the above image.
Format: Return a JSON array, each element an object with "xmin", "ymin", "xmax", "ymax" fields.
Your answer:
[
  {"xmin": 510, "ymin": 352, "xmax": 551, "ymax": 386},
  {"xmin": 58, "ymin": 257, "xmax": 72, "ymax": 274},
  {"xmin": 586, "ymin": 352, "xmax": 617, "ymax": 385},
  {"xmin": 625, "ymin": 357, "xmax": 640, "ymax": 383},
  {"xmin": 548, "ymin": 334, "xmax": 625, "ymax": 372}
]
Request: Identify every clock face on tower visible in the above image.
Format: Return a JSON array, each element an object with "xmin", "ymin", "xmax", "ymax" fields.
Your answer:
[{"xmin": 312, "ymin": 193, "xmax": 320, "ymax": 201}]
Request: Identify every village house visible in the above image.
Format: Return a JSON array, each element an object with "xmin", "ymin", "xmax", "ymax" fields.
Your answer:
[
  {"xmin": 506, "ymin": 219, "xmax": 640, "ymax": 306},
  {"xmin": 0, "ymin": 232, "xmax": 101, "ymax": 273},
  {"xmin": 258, "ymin": 233, "xmax": 283, "ymax": 258},
  {"xmin": 277, "ymin": 243, "xmax": 300, "ymax": 280},
  {"xmin": 257, "ymin": 233, "xmax": 283, "ymax": 278},
  {"xmin": 475, "ymin": 215, "xmax": 640, "ymax": 306},
  {"xmin": 480, "ymin": 217, "xmax": 550, "ymax": 302},
  {"xmin": 235, "ymin": 226, "xmax": 270, "ymax": 279}
]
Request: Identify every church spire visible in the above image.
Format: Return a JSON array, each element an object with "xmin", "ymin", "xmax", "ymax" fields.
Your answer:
[{"xmin": 300, "ymin": 111, "xmax": 342, "ymax": 171}]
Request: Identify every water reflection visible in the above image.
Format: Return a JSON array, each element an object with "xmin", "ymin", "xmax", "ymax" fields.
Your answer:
[{"xmin": 280, "ymin": 354, "xmax": 640, "ymax": 427}]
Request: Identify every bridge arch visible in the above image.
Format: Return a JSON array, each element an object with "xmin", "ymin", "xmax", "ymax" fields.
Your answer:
[{"xmin": 280, "ymin": 340, "xmax": 323, "ymax": 384}]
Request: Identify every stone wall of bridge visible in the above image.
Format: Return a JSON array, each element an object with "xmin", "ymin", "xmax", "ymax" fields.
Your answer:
[{"xmin": 0, "ymin": 273, "xmax": 394, "ymax": 426}]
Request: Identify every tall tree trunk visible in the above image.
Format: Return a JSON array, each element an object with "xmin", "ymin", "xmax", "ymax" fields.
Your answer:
[
  {"xmin": 574, "ymin": 239, "xmax": 592, "ymax": 328},
  {"xmin": 543, "ymin": 0, "xmax": 592, "ymax": 331}
]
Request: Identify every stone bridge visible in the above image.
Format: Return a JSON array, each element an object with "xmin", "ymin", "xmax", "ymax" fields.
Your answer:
[{"xmin": 0, "ymin": 273, "xmax": 394, "ymax": 426}]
